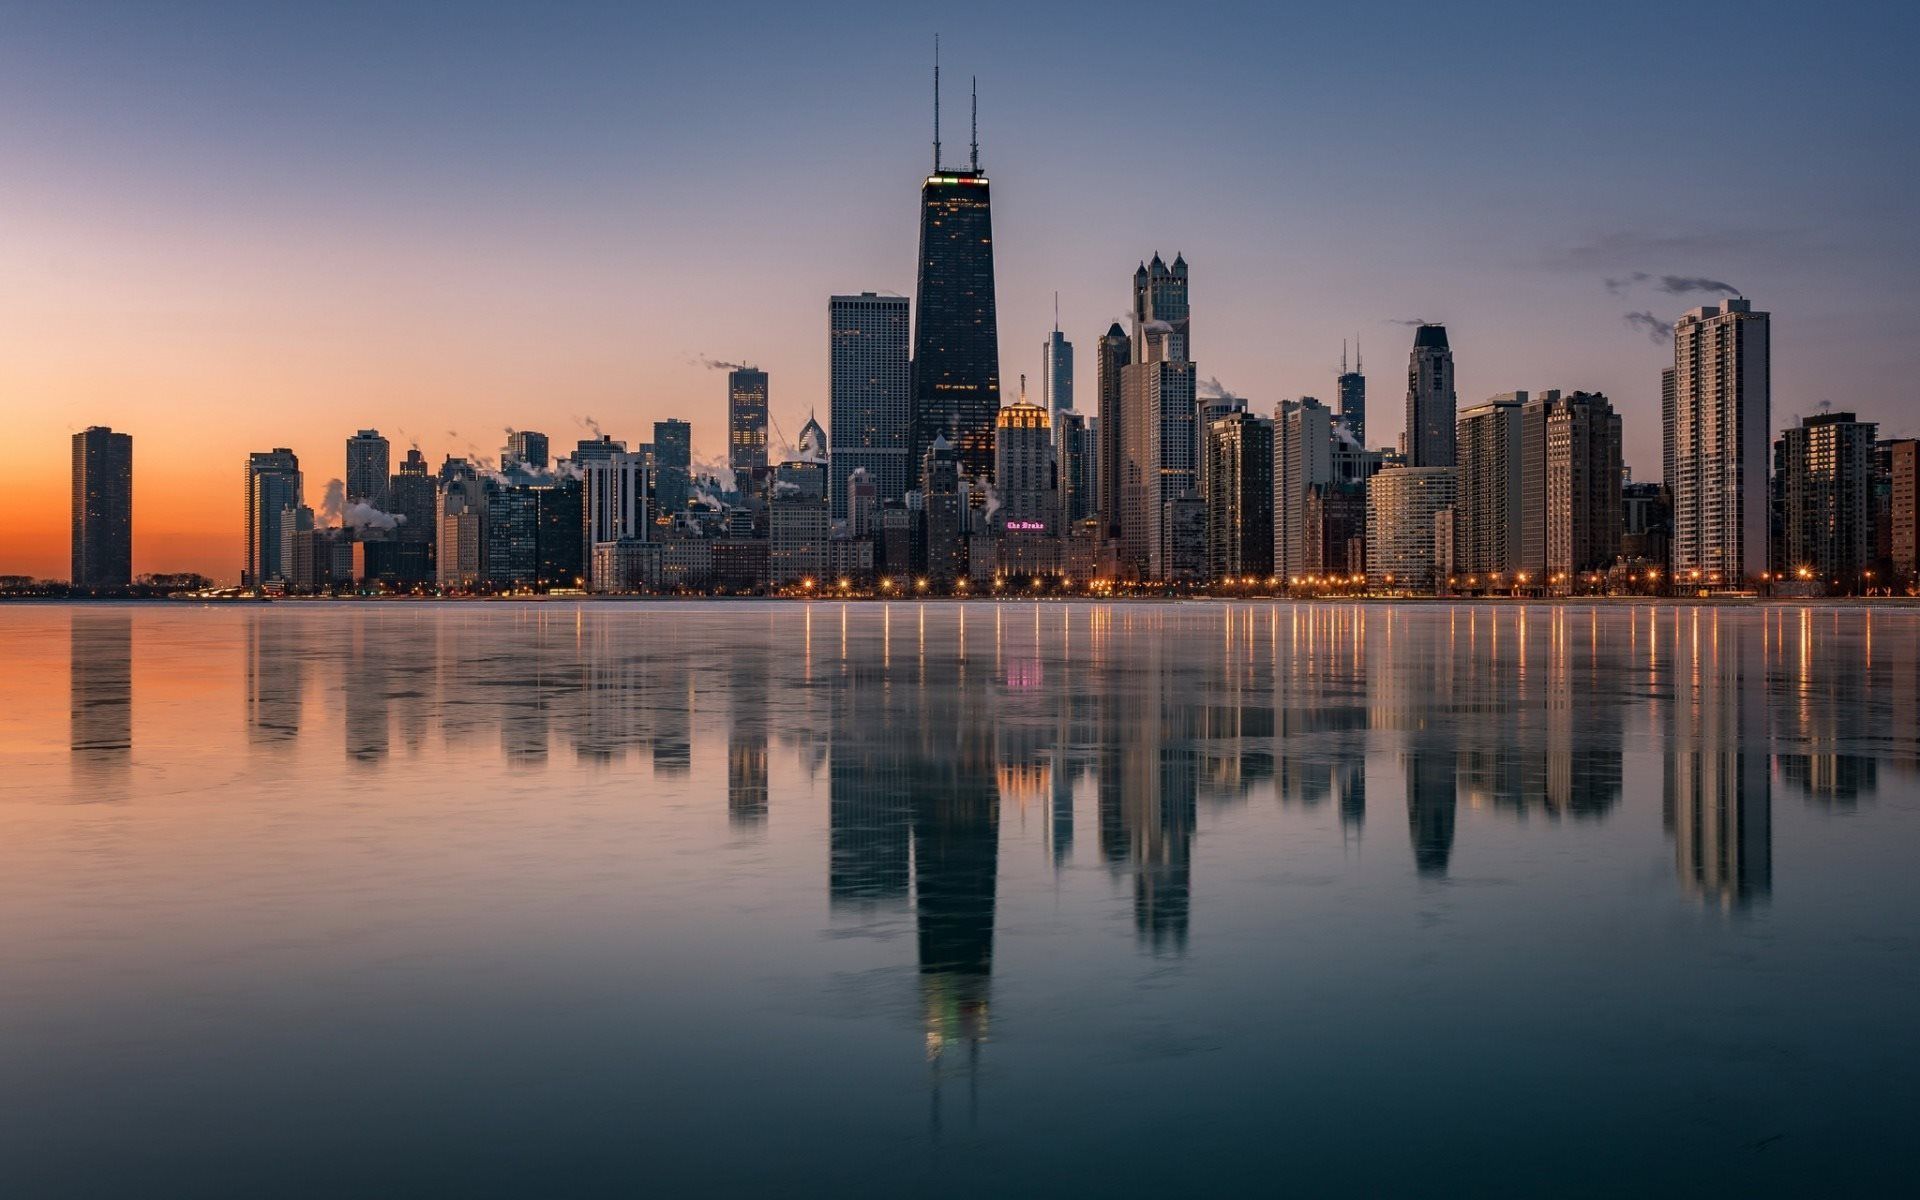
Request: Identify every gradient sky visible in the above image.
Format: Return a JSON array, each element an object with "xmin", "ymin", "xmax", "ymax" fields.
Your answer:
[{"xmin": 4, "ymin": 1, "xmax": 1916, "ymax": 583}]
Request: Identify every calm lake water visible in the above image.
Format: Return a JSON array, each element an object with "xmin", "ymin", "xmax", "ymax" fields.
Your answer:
[{"xmin": 2, "ymin": 601, "xmax": 1917, "ymax": 1196}]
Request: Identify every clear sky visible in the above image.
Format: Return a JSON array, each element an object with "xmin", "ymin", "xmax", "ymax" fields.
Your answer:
[{"xmin": 4, "ymin": 1, "xmax": 1916, "ymax": 582}]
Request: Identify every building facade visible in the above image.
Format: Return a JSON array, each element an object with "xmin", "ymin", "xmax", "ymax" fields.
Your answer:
[
  {"xmin": 911, "ymin": 167, "xmax": 1000, "ymax": 481},
  {"xmin": 1545, "ymin": 391, "xmax": 1623, "ymax": 586},
  {"xmin": 1274, "ymin": 397, "xmax": 1333, "ymax": 584},
  {"xmin": 728, "ymin": 368, "xmax": 770, "ymax": 494},
  {"xmin": 1776, "ymin": 411, "xmax": 1879, "ymax": 592},
  {"xmin": 1205, "ymin": 411, "xmax": 1274, "ymax": 581},
  {"xmin": 345, "ymin": 429, "xmax": 390, "ymax": 509},
  {"xmin": 829, "ymin": 292, "xmax": 912, "ymax": 518},
  {"xmin": 71, "ymin": 426, "xmax": 133, "ymax": 590},
  {"xmin": 1095, "ymin": 322, "xmax": 1131, "ymax": 539},
  {"xmin": 1455, "ymin": 394, "xmax": 1526, "ymax": 582},
  {"xmin": 1669, "ymin": 298, "xmax": 1770, "ymax": 586},
  {"xmin": 1405, "ymin": 324, "xmax": 1457, "ymax": 468},
  {"xmin": 245, "ymin": 448, "xmax": 303, "ymax": 587},
  {"xmin": 1366, "ymin": 466, "xmax": 1456, "ymax": 592}
]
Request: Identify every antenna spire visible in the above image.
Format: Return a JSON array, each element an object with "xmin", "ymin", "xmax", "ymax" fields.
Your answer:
[
  {"xmin": 1053, "ymin": 291, "xmax": 1060, "ymax": 333},
  {"xmin": 932, "ymin": 35, "xmax": 942, "ymax": 171},
  {"xmin": 1355, "ymin": 337, "xmax": 1363, "ymax": 373},
  {"xmin": 970, "ymin": 76, "xmax": 978, "ymax": 171},
  {"xmin": 1341, "ymin": 338, "xmax": 1348, "ymax": 375}
]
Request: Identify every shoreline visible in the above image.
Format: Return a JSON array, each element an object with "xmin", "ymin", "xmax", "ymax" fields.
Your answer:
[{"xmin": 8, "ymin": 593, "xmax": 1920, "ymax": 609}]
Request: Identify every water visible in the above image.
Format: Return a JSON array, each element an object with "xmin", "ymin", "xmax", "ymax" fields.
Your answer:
[{"xmin": 2, "ymin": 601, "xmax": 1916, "ymax": 1196}]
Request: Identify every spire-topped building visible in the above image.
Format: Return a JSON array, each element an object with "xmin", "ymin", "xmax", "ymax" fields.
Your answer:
[
  {"xmin": 912, "ymin": 43, "xmax": 1000, "ymax": 485},
  {"xmin": 1337, "ymin": 339, "xmax": 1366, "ymax": 447}
]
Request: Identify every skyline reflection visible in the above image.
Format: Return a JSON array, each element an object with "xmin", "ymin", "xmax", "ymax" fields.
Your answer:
[{"xmin": 51, "ymin": 602, "xmax": 1920, "ymax": 910}]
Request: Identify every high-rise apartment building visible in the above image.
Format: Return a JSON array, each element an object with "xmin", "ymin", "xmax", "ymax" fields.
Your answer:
[
  {"xmin": 922, "ymin": 436, "xmax": 966, "ymax": 583},
  {"xmin": 1274, "ymin": 397, "xmax": 1333, "ymax": 583},
  {"xmin": 911, "ymin": 111, "xmax": 1000, "ymax": 481},
  {"xmin": 583, "ymin": 452, "xmax": 652, "ymax": 590},
  {"xmin": 829, "ymin": 292, "xmax": 911, "ymax": 518},
  {"xmin": 1405, "ymin": 324, "xmax": 1456, "ymax": 468},
  {"xmin": 1337, "ymin": 340, "xmax": 1366, "ymax": 447},
  {"xmin": 1054, "ymin": 409, "xmax": 1096, "ymax": 526},
  {"xmin": 71, "ymin": 426, "xmax": 133, "ymax": 590},
  {"xmin": 1890, "ymin": 440, "xmax": 1919, "ymax": 584},
  {"xmin": 436, "ymin": 477, "xmax": 485, "ymax": 588},
  {"xmin": 652, "ymin": 419, "xmax": 691, "ymax": 517},
  {"xmin": 728, "ymin": 367, "xmax": 770, "ymax": 493},
  {"xmin": 1669, "ymin": 298, "xmax": 1770, "ymax": 586},
  {"xmin": 345, "ymin": 430, "xmax": 390, "ymax": 510},
  {"xmin": 1095, "ymin": 322, "xmax": 1131, "ymax": 538},
  {"xmin": 1455, "ymin": 394, "xmax": 1526, "ymax": 581},
  {"xmin": 1205, "ymin": 411, "xmax": 1274, "ymax": 581},
  {"xmin": 1544, "ymin": 391, "xmax": 1623, "ymax": 586},
  {"xmin": 245, "ymin": 448, "xmax": 303, "ymax": 587},
  {"xmin": 1776, "ymin": 411, "xmax": 1879, "ymax": 592},
  {"xmin": 769, "ymin": 456, "xmax": 829, "ymax": 586},
  {"xmin": 503, "ymin": 430, "xmax": 550, "ymax": 473},
  {"xmin": 1366, "ymin": 466, "xmax": 1456, "ymax": 592}
]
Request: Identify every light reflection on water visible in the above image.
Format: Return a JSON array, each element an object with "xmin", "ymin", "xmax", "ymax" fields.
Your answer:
[{"xmin": 4, "ymin": 601, "xmax": 1918, "ymax": 1195}]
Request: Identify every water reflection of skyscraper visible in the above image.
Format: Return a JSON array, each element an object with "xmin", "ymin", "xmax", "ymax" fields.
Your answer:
[
  {"xmin": 245, "ymin": 612, "xmax": 304, "ymax": 745},
  {"xmin": 728, "ymin": 649, "xmax": 770, "ymax": 828},
  {"xmin": 69, "ymin": 610, "xmax": 132, "ymax": 777},
  {"xmin": 1663, "ymin": 609, "xmax": 1772, "ymax": 908}
]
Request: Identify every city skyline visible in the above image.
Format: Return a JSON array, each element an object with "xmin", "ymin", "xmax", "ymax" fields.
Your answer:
[{"xmin": 6, "ymin": 5, "xmax": 1919, "ymax": 582}]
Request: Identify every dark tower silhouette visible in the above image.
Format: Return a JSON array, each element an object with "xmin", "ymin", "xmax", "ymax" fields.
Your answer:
[
  {"xmin": 911, "ymin": 51, "xmax": 1000, "ymax": 483},
  {"xmin": 1337, "ymin": 339, "xmax": 1367, "ymax": 447}
]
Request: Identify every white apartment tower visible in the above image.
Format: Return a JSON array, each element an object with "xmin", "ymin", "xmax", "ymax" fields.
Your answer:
[{"xmin": 1669, "ymin": 298, "xmax": 1770, "ymax": 585}]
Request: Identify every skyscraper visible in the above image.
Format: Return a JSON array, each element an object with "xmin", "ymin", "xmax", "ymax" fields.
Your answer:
[
  {"xmin": 1337, "ymin": 340, "xmax": 1366, "ymax": 447},
  {"xmin": 388, "ymin": 448, "xmax": 436, "ymax": 543},
  {"xmin": 1455, "ymin": 394, "xmax": 1526, "ymax": 582},
  {"xmin": 583, "ymin": 452, "xmax": 652, "ymax": 590},
  {"xmin": 1053, "ymin": 409, "xmax": 1096, "ymax": 526},
  {"xmin": 728, "ymin": 367, "xmax": 770, "ymax": 492},
  {"xmin": 1404, "ymin": 324, "xmax": 1456, "ymax": 468},
  {"xmin": 829, "ymin": 292, "xmax": 912, "ymax": 518},
  {"xmin": 1274, "ymin": 397, "xmax": 1333, "ymax": 584},
  {"xmin": 345, "ymin": 430, "xmax": 390, "ymax": 510},
  {"xmin": 769, "ymin": 456, "xmax": 829, "ymax": 586},
  {"xmin": 1119, "ymin": 254, "xmax": 1198, "ymax": 580},
  {"xmin": 71, "ymin": 426, "xmax": 132, "ymax": 590},
  {"xmin": 1366, "ymin": 466, "xmax": 1456, "ymax": 592},
  {"xmin": 652, "ymin": 419, "xmax": 691, "ymax": 517},
  {"xmin": 1043, "ymin": 303, "xmax": 1074, "ymax": 415},
  {"xmin": 1095, "ymin": 322, "xmax": 1131, "ymax": 539},
  {"xmin": 1544, "ymin": 391, "xmax": 1623, "ymax": 587},
  {"xmin": 1204, "ymin": 411, "xmax": 1274, "ymax": 581},
  {"xmin": 911, "ymin": 76, "xmax": 1000, "ymax": 482},
  {"xmin": 503, "ymin": 430, "xmax": 550, "ymax": 473},
  {"xmin": 244, "ymin": 448, "xmax": 303, "ymax": 588},
  {"xmin": 994, "ymin": 395, "xmax": 1058, "ymax": 576},
  {"xmin": 1891, "ymin": 440, "xmax": 1919, "ymax": 585},
  {"xmin": 1669, "ymin": 297, "xmax": 1770, "ymax": 586},
  {"xmin": 1776, "ymin": 411, "xmax": 1879, "ymax": 592}
]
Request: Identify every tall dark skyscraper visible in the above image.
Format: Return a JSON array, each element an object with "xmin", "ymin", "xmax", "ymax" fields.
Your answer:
[
  {"xmin": 345, "ymin": 429, "xmax": 390, "ymax": 509},
  {"xmin": 71, "ymin": 426, "xmax": 133, "ymax": 589},
  {"xmin": 830, "ymin": 292, "xmax": 912, "ymax": 518},
  {"xmin": 1095, "ymin": 322, "xmax": 1131, "ymax": 539},
  {"xmin": 1404, "ymin": 323, "xmax": 1456, "ymax": 468},
  {"xmin": 244, "ymin": 448, "xmax": 303, "ymax": 587},
  {"xmin": 727, "ymin": 368, "xmax": 769, "ymax": 492},
  {"xmin": 911, "ymin": 70, "xmax": 999, "ymax": 483},
  {"xmin": 652, "ymin": 419, "xmax": 692, "ymax": 516},
  {"xmin": 1337, "ymin": 340, "xmax": 1366, "ymax": 446}
]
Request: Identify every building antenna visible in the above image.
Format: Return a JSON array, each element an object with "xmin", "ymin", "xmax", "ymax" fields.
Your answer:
[
  {"xmin": 933, "ymin": 35, "xmax": 942, "ymax": 171},
  {"xmin": 1341, "ymin": 338, "xmax": 1348, "ymax": 375},
  {"xmin": 970, "ymin": 76, "xmax": 979, "ymax": 171},
  {"xmin": 1356, "ymin": 336, "xmax": 1363, "ymax": 374},
  {"xmin": 1053, "ymin": 291, "xmax": 1060, "ymax": 333}
]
